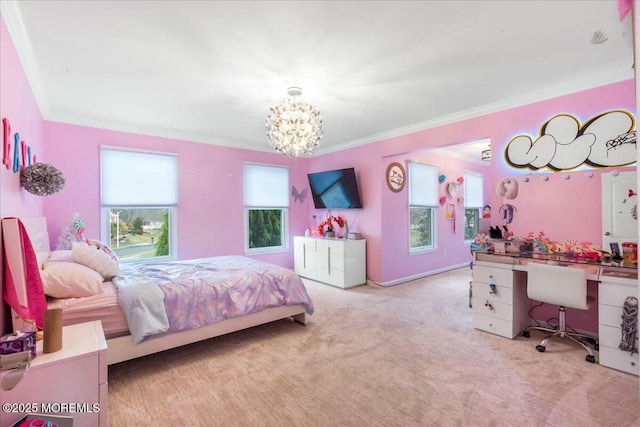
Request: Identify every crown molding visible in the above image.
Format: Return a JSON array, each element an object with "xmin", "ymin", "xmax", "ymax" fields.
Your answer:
[
  {"xmin": 1, "ymin": 1, "xmax": 50, "ymax": 117},
  {"xmin": 313, "ymin": 71, "xmax": 633, "ymax": 157}
]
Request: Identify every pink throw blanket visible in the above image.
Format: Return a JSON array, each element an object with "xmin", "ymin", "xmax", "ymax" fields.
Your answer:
[{"xmin": 3, "ymin": 218, "xmax": 47, "ymax": 329}]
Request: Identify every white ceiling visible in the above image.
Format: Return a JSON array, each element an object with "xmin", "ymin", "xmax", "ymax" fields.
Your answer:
[{"xmin": 1, "ymin": 1, "xmax": 634, "ymax": 156}]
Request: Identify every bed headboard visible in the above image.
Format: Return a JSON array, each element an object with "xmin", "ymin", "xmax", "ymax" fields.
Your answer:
[{"xmin": 1, "ymin": 217, "xmax": 49, "ymax": 332}]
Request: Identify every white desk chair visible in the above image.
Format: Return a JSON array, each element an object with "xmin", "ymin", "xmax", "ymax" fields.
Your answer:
[{"xmin": 522, "ymin": 262, "xmax": 598, "ymax": 363}]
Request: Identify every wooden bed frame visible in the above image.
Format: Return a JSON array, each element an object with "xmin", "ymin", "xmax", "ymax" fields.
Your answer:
[{"xmin": 1, "ymin": 217, "xmax": 306, "ymax": 365}]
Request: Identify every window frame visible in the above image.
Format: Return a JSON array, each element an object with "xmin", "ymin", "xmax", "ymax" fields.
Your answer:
[
  {"xmin": 463, "ymin": 170, "xmax": 484, "ymax": 244},
  {"xmin": 408, "ymin": 161, "xmax": 438, "ymax": 253},
  {"xmin": 100, "ymin": 147, "xmax": 178, "ymax": 261},
  {"xmin": 243, "ymin": 163, "xmax": 289, "ymax": 255}
]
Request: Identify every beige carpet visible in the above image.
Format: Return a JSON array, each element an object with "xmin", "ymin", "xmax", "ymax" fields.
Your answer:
[{"xmin": 108, "ymin": 268, "xmax": 639, "ymax": 426}]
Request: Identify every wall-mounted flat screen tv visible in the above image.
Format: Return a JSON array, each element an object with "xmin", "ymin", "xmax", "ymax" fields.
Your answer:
[{"xmin": 307, "ymin": 167, "xmax": 363, "ymax": 209}]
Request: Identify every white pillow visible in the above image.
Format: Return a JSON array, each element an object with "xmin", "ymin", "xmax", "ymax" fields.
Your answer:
[
  {"xmin": 43, "ymin": 250, "xmax": 73, "ymax": 268},
  {"xmin": 35, "ymin": 251, "xmax": 51, "ymax": 270},
  {"xmin": 72, "ymin": 241, "xmax": 120, "ymax": 279},
  {"xmin": 40, "ymin": 262, "xmax": 104, "ymax": 298}
]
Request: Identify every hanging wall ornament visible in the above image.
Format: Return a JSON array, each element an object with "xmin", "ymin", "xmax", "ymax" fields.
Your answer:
[
  {"xmin": 496, "ymin": 178, "xmax": 519, "ymax": 199},
  {"xmin": 447, "ymin": 181, "xmax": 459, "ymax": 198},
  {"xmin": 20, "ymin": 163, "xmax": 66, "ymax": 196}
]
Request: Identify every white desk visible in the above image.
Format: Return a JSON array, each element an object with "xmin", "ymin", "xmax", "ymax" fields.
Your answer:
[{"xmin": 472, "ymin": 252, "xmax": 639, "ymax": 376}]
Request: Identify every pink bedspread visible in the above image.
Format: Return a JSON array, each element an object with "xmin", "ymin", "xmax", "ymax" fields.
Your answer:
[{"xmin": 117, "ymin": 256, "xmax": 314, "ymax": 340}]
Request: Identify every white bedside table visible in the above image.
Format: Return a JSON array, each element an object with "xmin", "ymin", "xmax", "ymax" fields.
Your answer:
[{"xmin": 0, "ymin": 321, "xmax": 108, "ymax": 427}]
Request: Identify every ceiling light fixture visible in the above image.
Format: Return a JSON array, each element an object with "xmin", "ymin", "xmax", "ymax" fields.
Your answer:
[{"xmin": 266, "ymin": 87, "xmax": 324, "ymax": 156}]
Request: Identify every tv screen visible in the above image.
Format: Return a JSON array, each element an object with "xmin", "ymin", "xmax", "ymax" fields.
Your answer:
[{"xmin": 307, "ymin": 167, "xmax": 363, "ymax": 209}]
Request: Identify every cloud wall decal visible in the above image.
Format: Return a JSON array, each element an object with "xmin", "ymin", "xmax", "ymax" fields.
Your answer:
[{"xmin": 505, "ymin": 110, "xmax": 636, "ymax": 171}]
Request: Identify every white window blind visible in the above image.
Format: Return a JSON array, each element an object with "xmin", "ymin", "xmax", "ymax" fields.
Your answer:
[
  {"xmin": 409, "ymin": 162, "xmax": 438, "ymax": 206},
  {"xmin": 243, "ymin": 164, "xmax": 289, "ymax": 207},
  {"xmin": 464, "ymin": 171, "xmax": 484, "ymax": 208},
  {"xmin": 101, "ymin": 148, "xmax": 178, "ymax": 206}
]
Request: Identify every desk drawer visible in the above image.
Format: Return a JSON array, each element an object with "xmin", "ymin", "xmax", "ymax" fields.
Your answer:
[
  {"xmin": 599, "ymin": 282, "xmax": 638, "ymax": 307},
  {"xmin": 472, "ymin": 282, "xmax": 513, "ymax": 305},
  {"xmin": 473, "ymin": 265, "xmax": 513, "ymax": 286},
  {"xmin": 598, "ymin": 304, "xmax": 638, "ymax": 329},
  {"xmin": 599, "ymin": 323, "xmax": 639, "ymax": 351},
  {"xmin": 473, "ymin": 313, "xmax": 515, "ymax": 338},
  {"xmin": 472, "ymin": 297, "xmax": 513, "ymax": 322},
  {"xmin": 599, "ymin": 345, "xmax": 639, "ymax": 376}
]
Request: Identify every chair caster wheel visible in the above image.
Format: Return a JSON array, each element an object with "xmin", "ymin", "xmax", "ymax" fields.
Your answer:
[
  {"xmin": 536, "ymin": 345, "xmax": 545, "ymax": 352},
  {"xmin": 586, "ymin": 355, "xmax": 596, "ymax": 363},
  {"xmin": 522, "ymin": 331, "xmax": 530, "ymax": 338}
]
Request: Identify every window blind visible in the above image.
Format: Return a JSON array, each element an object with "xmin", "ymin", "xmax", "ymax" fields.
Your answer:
[
  {"xmin": 101, "ymin": 148, "xmax": 178, "ymax": 206},
  {"xmin": 464, "ymin": 171, "xmax": 484, "ymax": 208},
  {"xmin": 243, "ymin": 164, "xmax": 289, "ymax": 207},
  {"xmin": 409, "ymin": 161, "xmax": 438, "ymax": 206}
]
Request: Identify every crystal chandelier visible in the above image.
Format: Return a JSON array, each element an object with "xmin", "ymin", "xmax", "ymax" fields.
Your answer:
[{"xmin": 265, "ymin": 87, "xmax": 324, "ymax": 156}]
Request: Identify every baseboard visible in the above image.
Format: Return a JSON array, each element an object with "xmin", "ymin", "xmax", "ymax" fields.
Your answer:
[{"xmin": 369, "ymin": 262, "xmax": 471, "ymax": 287}]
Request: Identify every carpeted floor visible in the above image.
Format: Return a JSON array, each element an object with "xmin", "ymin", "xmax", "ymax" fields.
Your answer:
[{"xmin": 108, "ymin": 268, "xmax": 639, "ymax": 426}]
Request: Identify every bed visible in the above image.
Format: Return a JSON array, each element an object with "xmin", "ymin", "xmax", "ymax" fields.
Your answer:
[{"xmin": 2, "ymin": 217, "xmax": 314, "ymax": 365}]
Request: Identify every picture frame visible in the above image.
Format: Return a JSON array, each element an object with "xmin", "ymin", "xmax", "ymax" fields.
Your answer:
[{"xmin": 386, "ymin": 162, "xmax": 406, "ymax": 192}]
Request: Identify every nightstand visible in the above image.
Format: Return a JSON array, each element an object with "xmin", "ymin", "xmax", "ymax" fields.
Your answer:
[{"xmin": 0, "ymin": 321, "xmax": 108, "ymax": 427}]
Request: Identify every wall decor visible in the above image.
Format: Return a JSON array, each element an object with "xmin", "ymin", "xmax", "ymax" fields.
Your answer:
[
  {"xmin": 386, "ymin": 162, "xmax": 406, "ymax": 192},
  {"xmin": 291, "ymin": 185, "xmax": 307, "ymax": 203},
  {"xmin": 2, "ymin": 117, "xmax": 37, "ymax": 173},
  {"xmin": 447, "ymin": 181, "xmax": 459, "ymax": 198},
  {"xmin": 2, "ymin": 118, "xmax": 10, "ymax": 169},
  {"xmin": 505, "ymin": 110, "xmax": 636, "ymax": 171},
  {"xmin": 445, "ymin": 203, "xmax": 456, "ymax": 233},
  {"xmin": 496, "ymin": 178, "xmax": 519, "ymax": 199},
  {"xmin": 20, "ymin": 163, "xmax": 65, "ymax": 196}
]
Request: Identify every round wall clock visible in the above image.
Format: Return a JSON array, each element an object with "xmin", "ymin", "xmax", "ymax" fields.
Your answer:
[{"xmin": 386, "ymin": 162, "xmax": 406, "ymax": 192}]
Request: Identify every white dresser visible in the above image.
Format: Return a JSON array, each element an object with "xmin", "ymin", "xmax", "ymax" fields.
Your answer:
[
  {"xmin": 598, "ymin": 272, "xmax": 639, "ymax": 376},
  {"xmin": 294, "ymin": 236, "xmax": 366, "ymax": 289},
  {"xmin": 472, "ymin": 263, "xmax": 530, "ymax": 339}
]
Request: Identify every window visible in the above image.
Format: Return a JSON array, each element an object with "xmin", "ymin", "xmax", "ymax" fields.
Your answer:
[
  {"xmin": 243, "ymin": 164, "xmax": 289, "ymax": 253},
  {"xmin": 100, "ymin": 147, "xmax": 178, "ymax": 261},
  {"xmin": 408, "ymin": 161, "xmax": 438, "ymax": 251},
  {"xmin": 464, "ymin": 171, "xmax": 484, "ymax": 242}
]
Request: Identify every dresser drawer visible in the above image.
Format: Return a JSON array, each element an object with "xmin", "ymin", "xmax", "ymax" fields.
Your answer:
[
  {"xmin": 599, "ymin": 323, "xmax": 639, "ymax": 350},
  {"xmin": 599, "ymin": 345, "xmax": 639, "ymax": 376},
  {"xmin": 472, "ymin": 297, "xmax": 513, "ymax": 322},
  {"xmin": 472, "ymin": 282, "xmax": 513, "ymax": 305},
  {"xmin": 473, "ymin": 265, "xmax": 513, "ymax": 286},
  {"xmin": 599, "ymin": 282, "xmax": 638, "ymax": 307},
  {"xmin": 473, "ymin": 313, "xmax": 515, "ymax": 338}
]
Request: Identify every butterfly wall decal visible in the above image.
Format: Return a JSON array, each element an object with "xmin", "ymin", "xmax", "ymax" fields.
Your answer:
[{"xmin": 291, "ymin": 185, "xmax": 308, "ymax": 203}]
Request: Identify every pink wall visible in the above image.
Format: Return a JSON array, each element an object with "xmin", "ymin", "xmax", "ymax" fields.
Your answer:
[
  {"xmin": 1, "ymin": 8, "xmax": 636, "ymax": 292},
  {"xmin": 0, "ymin": 18, "xmax": 44, "ymax": 219},
  {"xmin": 42, "ymin": 122, "xmax": 310, "ymax": 267},
  {"xmin": 310, "ymin": 79, "xmax": 636, "ymax": 285},
  {"xmin": 0, "ymin": 17, "xmax": 45, "ymax": 334}
]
